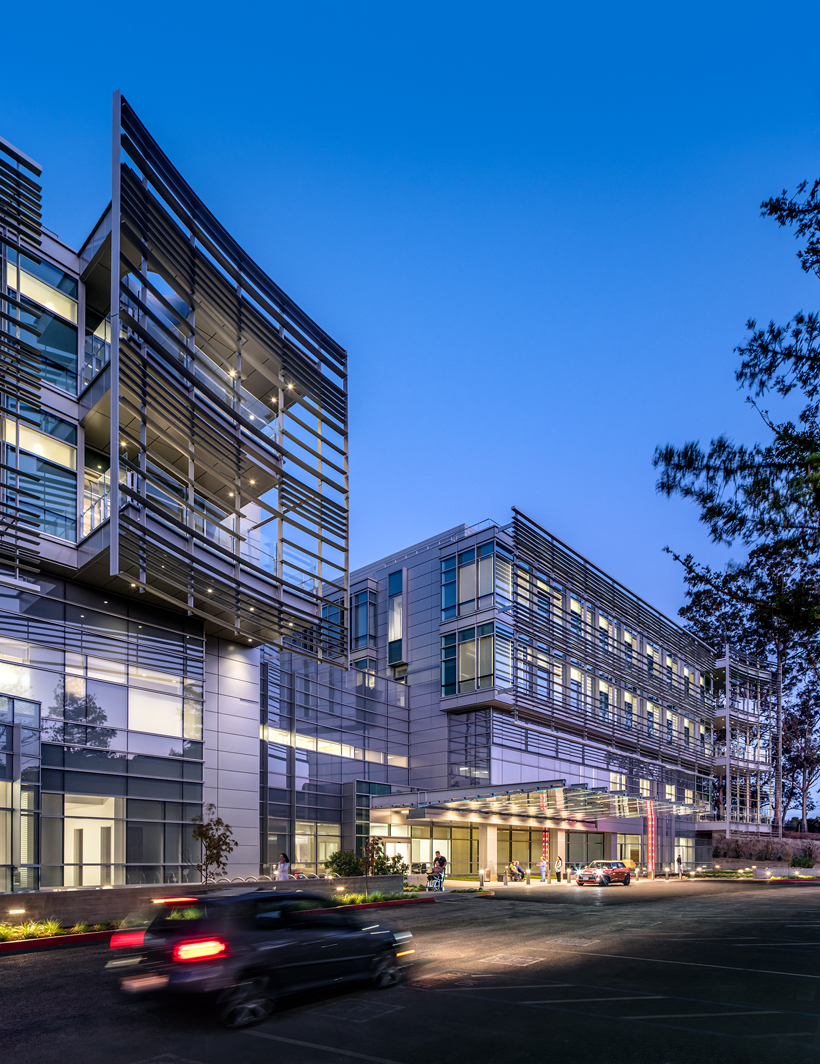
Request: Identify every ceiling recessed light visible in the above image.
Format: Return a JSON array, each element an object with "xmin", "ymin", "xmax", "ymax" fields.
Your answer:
[
  {"xmin": 130, "ymin": 583, "xmax": 136, "ymax": 587},
  {"xmin": 207, "ymin": 589, "xmax": 213, "ymax": 593},
  {"xmin": 249, "ymin": 479, "xmax": 255, "ymax": 485},
  {"xmin": 288, "ymin": 383, "xmax": 293, "ymax": 389}
]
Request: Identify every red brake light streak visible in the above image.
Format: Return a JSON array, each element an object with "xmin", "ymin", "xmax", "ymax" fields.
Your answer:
[
  {"xmin": 110, "ymin": 931, "xmax": 145, "ymax": 949},
  {"xmin": 173, "ymin": 937, "xmax": 230, "ymax": 962}
]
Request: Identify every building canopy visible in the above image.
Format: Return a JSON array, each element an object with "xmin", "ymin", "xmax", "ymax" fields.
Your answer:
[{"xmin": 370, "ymin": 780, "xmax": 708, "ymax": 825}]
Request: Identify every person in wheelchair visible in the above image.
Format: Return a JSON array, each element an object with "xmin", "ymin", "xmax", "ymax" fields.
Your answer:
[{"xmin": 426, "ymin": 851, "xmax": 447, "ymax": 891}]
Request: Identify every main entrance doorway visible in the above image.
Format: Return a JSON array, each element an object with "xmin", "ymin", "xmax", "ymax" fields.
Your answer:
[{"xmin": 566, "ymin": 831, "xmax": 605, "ymax": 867}]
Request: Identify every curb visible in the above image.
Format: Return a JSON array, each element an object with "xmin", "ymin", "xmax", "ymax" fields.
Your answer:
[
  {"xmin": 344, "ymin": 896, "xmax": 437, "ymax": 911},
  {"xmin": 0, "ymin": 929, "xmax": 113, "ymax": 955}
]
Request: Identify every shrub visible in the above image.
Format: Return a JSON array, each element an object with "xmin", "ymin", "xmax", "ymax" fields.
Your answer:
[
  {"xmin": 0, "ymin": 923, "xmax": 18, "ymax": 941},
  {"xmin": 324, "ymin": 850, "xmax": 363, "ymax": 877},
  {"xmin": 69, "ymin": 922, "xmax": 90, "ymax": 935},
  {"xmin": 730, "ymin": 839, "xmax": 742, "ymax": 859},
  {"xmin": 791, "ymin": 855, "xmax": 814, "ymax": 868},
  {"xmin": 40, "ymin": 918, "xmax": 62, "ymax": 937}
]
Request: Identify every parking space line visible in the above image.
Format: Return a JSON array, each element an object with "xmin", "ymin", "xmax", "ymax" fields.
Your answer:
[
  {"xmin": 523, "ymin": 995, "xmax": 667, "ymax": 1004},
  {"xmin": 536, "ymin": 946, "xmax": 820, "ymax": 979},
  {"xmin": 415, "ymin": 983, "xmax": 576, "ymax": 990},
  {"xmin": 621, "ymin": 1010, "xmax": 783, "ymax": 1020},
  {"xmin": 243, "ymin": 1030, "xmax": 409, "ymax": 1064}
]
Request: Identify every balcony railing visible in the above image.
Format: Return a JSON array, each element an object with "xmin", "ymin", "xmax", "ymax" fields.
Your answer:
[{"xmin": 83, "ymin": 332, "xmax": 111, "ymax": 387}]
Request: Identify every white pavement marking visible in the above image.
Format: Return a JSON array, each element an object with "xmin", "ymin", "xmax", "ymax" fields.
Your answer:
[
  {"xmin": 535, "ymin": 946, "xmax": 820, "ymax": 979},
  {"xmin": 523, "ymin": 995, "xmax": 667, "ymax": 1004},
  {"xmin": 621, "ymin": 1010, "xmax": 783, "ymax": 1020},
  {"xmin": 417, "ymin": 984, "xmax": 576, "ymax": 990},
  {"xmin": 243, "ymin": 1030, "xmax": 409, "ymax": 1064}
]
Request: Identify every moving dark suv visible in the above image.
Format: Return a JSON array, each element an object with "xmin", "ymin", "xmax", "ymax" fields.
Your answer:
[{"xmin": 106, "ymin": 890, "xmax": 413, "ymax": 1028}]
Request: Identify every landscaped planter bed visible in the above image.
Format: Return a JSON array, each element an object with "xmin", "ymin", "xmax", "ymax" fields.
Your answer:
[{"xmin": 0, "ymin": 893, "xmax": 436, "ymax": 954}]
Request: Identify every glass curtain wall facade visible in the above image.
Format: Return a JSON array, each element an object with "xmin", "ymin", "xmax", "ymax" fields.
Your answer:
[
  {"xmin": 261, "ymin": 651, "xmax": 409, "ymax": 875},
  {"xmin": 0, "ymin": 577, "xmax": 204, "ymax": 891}
]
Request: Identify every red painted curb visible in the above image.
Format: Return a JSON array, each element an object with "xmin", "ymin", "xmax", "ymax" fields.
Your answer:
[{"xmin": 0, "ymin": 929, "xmax": 113, "ymax": 954}]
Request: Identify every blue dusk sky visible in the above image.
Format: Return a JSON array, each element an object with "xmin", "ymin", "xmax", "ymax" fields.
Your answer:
[{"xmin": 3, "ymin": 1, "xmax": 820, "ymax": 621}]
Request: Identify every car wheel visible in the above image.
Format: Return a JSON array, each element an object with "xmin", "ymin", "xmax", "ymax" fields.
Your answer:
[
  {"xmin": 218, "ymin": 978, "xmax": 276, "ymax": 1029},
  {"xmin": 623, "ymin": 873, "xmax": 631, "ymax": 886},
  {"xmin": 601, "ymin": 875, "xmax": 611, "ymax": 886},
  {"xmin": 372, "ymin": 953, "xmax": 405, "ymax": 989}
]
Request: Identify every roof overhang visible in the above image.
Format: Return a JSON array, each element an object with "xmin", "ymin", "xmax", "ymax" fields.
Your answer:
[{"xmin": 370, "ymin": 780, "xmax": 710, "ymax": 825}]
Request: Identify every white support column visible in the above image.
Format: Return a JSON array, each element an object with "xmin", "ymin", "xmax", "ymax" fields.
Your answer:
[
  {"xmin": 479, "ymin": 824, "xmax": 497, "ymax": 881},
  {"xmin": 555, "ymin": 828, "xmax": 566, "ymax": 876}
]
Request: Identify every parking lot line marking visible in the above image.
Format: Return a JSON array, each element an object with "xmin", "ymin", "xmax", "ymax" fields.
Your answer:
[
  {"xmin": 243, "ymin": 1030, "xmax": 408, "ymax": 1064},
  {"xmin": 537, "ymin": 946, "xmax": 820, "ymax": 979},
  {"xmin": 414, "ymin": 984, "xmax": 576, "ymax": 991},
  {"xmin": 523, "ymin": 995, "xmax": 667, "ymax": 1004},
  {"xmin": 621, "ymin": 1010, "xmax": 783, "ymax": 1020}
]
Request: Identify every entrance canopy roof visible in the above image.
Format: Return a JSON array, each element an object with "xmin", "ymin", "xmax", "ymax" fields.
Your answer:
[{"xmin": 370, "ymin": 780, "xmax": 709, "ymax": 825}]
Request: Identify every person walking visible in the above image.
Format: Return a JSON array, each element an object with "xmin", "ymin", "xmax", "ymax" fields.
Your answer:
[
  {"xmin": 275, "ymin": 852, "xmax": 290, "ymax": 881},
  {"xmin": 539, "ymin": 856, "xmax": 548, "ymax": 883},
  {"xmin": 554, "ymin": 855, "xmax": 563, "ymax": 883}
]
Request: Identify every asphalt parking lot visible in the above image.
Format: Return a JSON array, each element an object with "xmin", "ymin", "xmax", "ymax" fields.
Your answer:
[{"xmin": 1, "ymin": 879, "xmax": 819, "ymax": 1064}]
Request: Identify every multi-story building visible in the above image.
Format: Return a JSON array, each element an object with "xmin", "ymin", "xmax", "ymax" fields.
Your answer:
[
  {"xmin": 1, "ymin": 97, "xmax": 772, "ymax": 892},
  {"xmin": 0, "ymin": 94, "xmax": 348, "ymax": 891},
  {"xmin": 328, "ymin": 510, "xmax": 772, "ymax": 877}
]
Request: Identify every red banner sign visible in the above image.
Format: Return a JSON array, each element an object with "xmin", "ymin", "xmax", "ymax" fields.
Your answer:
[{"xmin": 646, "ymin": 800, "xmax": 656, "ymax": 875}]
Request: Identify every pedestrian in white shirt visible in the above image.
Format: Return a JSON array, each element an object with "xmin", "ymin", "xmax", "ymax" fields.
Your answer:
[{"xmin": 275, "ymin": 853, "xmax": 290, "ymax": 881}]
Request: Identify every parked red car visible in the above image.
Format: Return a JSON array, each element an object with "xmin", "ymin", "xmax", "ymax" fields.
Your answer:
[{"xmin": 575, "ymin": 860, "xmax": 631, "ymax": 886}]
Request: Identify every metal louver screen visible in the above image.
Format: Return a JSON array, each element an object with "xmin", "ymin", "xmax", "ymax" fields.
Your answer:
[
  {"xmin": 0, "ymin": 135, "xmax": 44, "ymax": 574},
  {"xmin": 109, "ymin": 94, "xmax": 348, "ymax": 659}
]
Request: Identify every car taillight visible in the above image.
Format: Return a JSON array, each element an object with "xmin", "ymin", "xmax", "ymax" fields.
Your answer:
[
  {"xmin": 110, "ymin": 931, "xmax": 145, "ymax": 949},
  {"xmin": 173, "ymin": 937, "xmax": 230, "ymax": 962}
]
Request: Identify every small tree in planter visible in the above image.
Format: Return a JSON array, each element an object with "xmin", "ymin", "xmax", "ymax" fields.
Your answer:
[
  {"xmin": 191, "ymin": 804, "xmax": 236, "ymax": 884},
  {"xmin": 324, "ymin": 850, "xmax": 363, "ymax": 877}
]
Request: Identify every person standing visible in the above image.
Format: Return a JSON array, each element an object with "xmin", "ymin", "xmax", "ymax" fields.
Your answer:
[
  {"xmin": 539, "ymin": 856, "xmax": 548, "ymax": 883},
  {"xmin": 275, "ymin": 852, "xmax": 290, "ymax": 881},
  {"xmin": 676, "ymin": 853, "xmax": 683, "ymax": 878},
  {"xmin": 554, "ymin": 855, "xmax": 563, "ymax": 883}
]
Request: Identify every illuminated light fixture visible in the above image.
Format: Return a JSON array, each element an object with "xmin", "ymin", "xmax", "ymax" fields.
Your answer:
[
  {"xmin": 288, "ymin": 383, "xmax": 293, "ymax": 389},
  {"xmin": 8, "ymin": 908, "xmax": 25, "ymax": 914},
  {"xmin": 249, "ymin": 479, "xmax": 255, "ymax": 485},
  {"xmin": 228, "ymin": 492, "xmax": 234, "ymax": 497},
  {"xmin": 335, "ymin": 886, "xmax": 345, "ymax": 891},
  {"xmin": 206, "ymin": 589, "xmax": 213, "ymax": 593},
  {"xmin": 173, "ymin": 937, "xmax": 230, "ymax": 962},
  {"xmin": 396, "ymin": 950, "xmax": 415, "ymax": 957},
  {"xmin": 130, "ymin": 583, "xmax": 136, "ymax": 587},
  {"xmin": 229, "ymin": 370, "xmax": 236, "ymax": 377},
  {"xmin": 152, "ymin": 896, "xmax": 198, "ymax": 904},
  {"xmin": 250, "ymin": 607, "xmax": 254, "ymax": 611}
]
